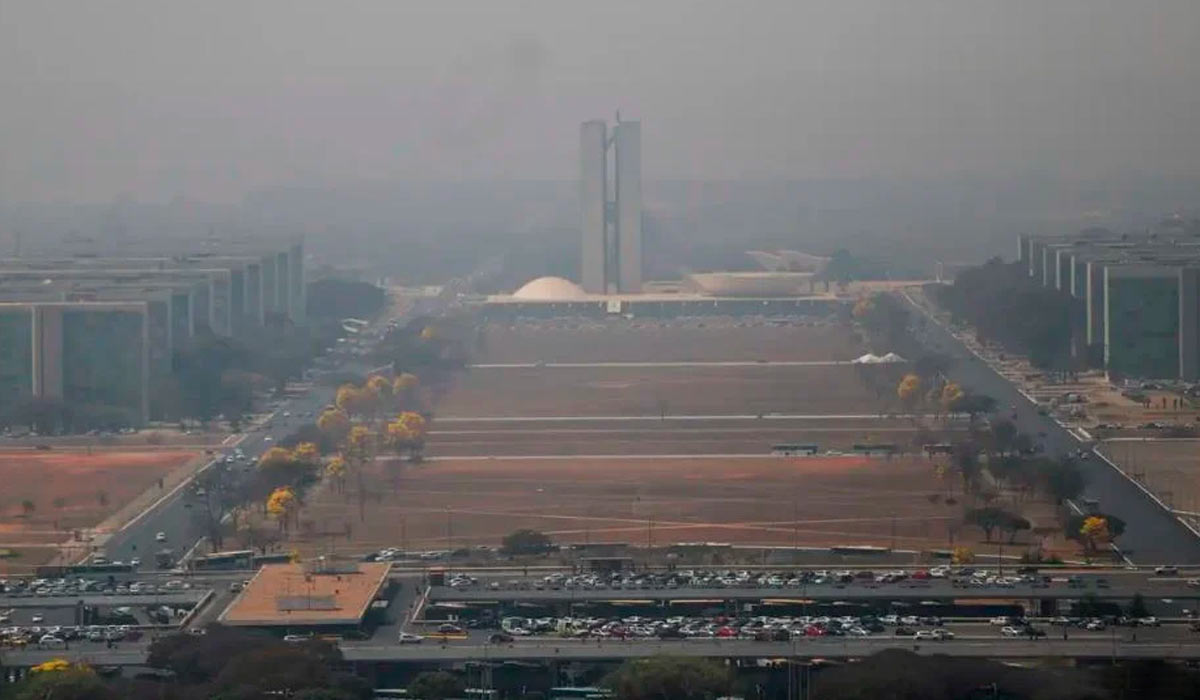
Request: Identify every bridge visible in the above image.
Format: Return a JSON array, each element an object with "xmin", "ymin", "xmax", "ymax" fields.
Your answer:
[{"xmin": 5, "ymin": 637, "xmax": 1200, "ymax": 668}]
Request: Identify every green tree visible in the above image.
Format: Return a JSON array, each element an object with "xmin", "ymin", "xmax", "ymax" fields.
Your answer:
[
  {"xmin": 965, "ymin": 507, "xmax": 1028, "ymax": 543},
  {"xmin": 1038, "ymin": 458, "xmax": 1086, "ymax": 503},
  {"xmin": 501, "ymin": 528, "xmax": 554, "ymax": 556},
  {"xmin": 990, "ymin": 418, "xmax": 1018, "ymax": 455},
  {"xmin": 1128, "ymin": 592, "xmax": 1150, "ymax": 618},
  {"xmin": 7, "ymin": 667, "xmax": 117, "ymax": 700},
  {"xmin": 407, "ymin": 671, "xmax": 464, "ymax": 700},
  {"xmin": 604, "ymin": 657, "xmax": 732, "ymax": 700}
]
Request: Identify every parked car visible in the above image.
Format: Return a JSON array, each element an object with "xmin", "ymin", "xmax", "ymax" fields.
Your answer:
[{"xmin": 398, "ymin": 632, "xmax": 424, "ymax": 644}]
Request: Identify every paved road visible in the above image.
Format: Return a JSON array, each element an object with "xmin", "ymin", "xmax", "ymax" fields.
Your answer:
[
  {"xmin": 8, "ymin": 635, "xmax": 1200, "ymax": 667},
  {"xmin": 904, "ymin": 295, "xmax": 1200, "ymax": 565},
  {"xmin": 97, "ymin": 299, "xmax": 435, "ymax": 568}
]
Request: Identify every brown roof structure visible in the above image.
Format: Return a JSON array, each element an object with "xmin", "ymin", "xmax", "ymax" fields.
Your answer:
[{"xmin": 219, "ymin": 561, "xmax": 390, "ymax": 627}]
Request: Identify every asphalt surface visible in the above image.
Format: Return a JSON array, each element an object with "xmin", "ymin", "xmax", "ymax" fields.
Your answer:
[
  {"xmin": 904, "ymin": 295, "xmax": 1200, "ymax": 565},
  {"xmin": 8, "ymin": 632, "xmax": 1200, "ymax": 667}
]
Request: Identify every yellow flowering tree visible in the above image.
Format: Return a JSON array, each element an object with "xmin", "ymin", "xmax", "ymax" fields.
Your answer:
[{"xmin": 266, "ymin": 486, "xmax": 298, "ymax": 532}]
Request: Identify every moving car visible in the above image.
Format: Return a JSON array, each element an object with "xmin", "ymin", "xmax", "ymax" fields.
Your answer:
[{"xmin": 398, "ymin": 632, "xmax": 424, "ymax": 644}]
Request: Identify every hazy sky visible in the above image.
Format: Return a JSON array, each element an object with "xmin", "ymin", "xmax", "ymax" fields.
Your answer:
[{"xmin": 1, "ymin": 0, "xmax": 1198, "ymax": 202}]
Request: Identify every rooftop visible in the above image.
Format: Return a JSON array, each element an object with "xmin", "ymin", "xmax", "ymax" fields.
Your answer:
[{"xmin": 219, "ymin": 561, "xmax": 390, "ymax": 627}]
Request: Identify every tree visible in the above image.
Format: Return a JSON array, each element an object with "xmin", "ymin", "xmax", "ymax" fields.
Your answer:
[
  {"xmin": 951, "ymin": 546, "xmax": 974, "ymax": 564},
  {"xmin": 266, "ymin": 487, "xmax": 298, "ymax": 532},
  {"xmin": 324, "ymin": 456, "xmax": 348, "ymax": 493},
  {"xmin": 1128, "ymin": 592, "xmax": 1150, "ymax": 618},
  {"xmin": 604, "ymin": 657, "xmax": 731, "ymax": 700},
  {"xmin": 293, "ymin": 441, "xmax": 321, "ymax": 464},
  {"xmin": 407, "ymin": 671, "xmax": 464, "ymax": 700},
  {"xmin": 1079, "ymin": 515, "xmax": 1111, "ymax": 553},
  {"xmin": 501, "ymin": 528, "xmax": 553, "ymax": 555},
  {"xmin": 335, "ymin": 384, "xmax": 370, "ymax": 417},
  {"xmin": 940, "ymin": 382, "xmax": 964, "ymax": 411},
  {"xmin": 21, "ymin": 499, "xmax": 35, "ymax": 517},
  {"xmin": 896, "ymin": 373, "xmax": 921, "ymax": 410},
  {"xmin": 8, "ymin": 664, "xmax": 117, "ymax": 700},
  {"xmin": 952, "ymin": 441, "xmax": 981, "ymax": 493},
  {"xmin": 965, "ymin": 507, "xmax": 1027, "ymax": 543},
  {"xmin": 990, "ymin": 419, "xmax": 1018, "ymax": 455},
  {"xmin": 317, "ymin": 408, "xmax": 351, "ymax": 444},
  {"xmin": 1038, "ymin": 458, "xmax": 1086, "ymax": 503},
  {"xmin": 949, "ymin": 392, "xmax": 998, "ymax": 421},
  {"xmin": 386, "ymin": 411, "xmax": 428, "ymax": 458},
  {"xmin": 1065, "ymin": 513, "xmax": 1125, "ymax": 551}
]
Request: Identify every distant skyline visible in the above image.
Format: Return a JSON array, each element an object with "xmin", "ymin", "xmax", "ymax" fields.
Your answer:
[{"xmin": 2, "ymin": 1, "xmax": 1199, "ymax": 203}]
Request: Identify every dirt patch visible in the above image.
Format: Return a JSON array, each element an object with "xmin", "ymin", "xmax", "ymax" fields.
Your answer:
[
  {"xmin": 426, "ymin": 418, "xmax": 963, "ymax": 457},
  {"xmin": 439, "ymin": 365, "xmax": 895, "ymax": 418},
  {"xmin": 0, "ymin": 450, "xmax": 197, "ymax": 542},
  {"xmin": 285, "ymin": 454, "xmax": 1056, "ymax": 556},
  {"xmin": 476, "ymin": 320, "xmax": 860, "ymax": 364}
]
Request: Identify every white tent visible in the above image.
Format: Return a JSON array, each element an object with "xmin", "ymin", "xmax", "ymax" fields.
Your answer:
[{"xmin": 852, "ymin": 353, "xmax": 883, "ymax": 364}]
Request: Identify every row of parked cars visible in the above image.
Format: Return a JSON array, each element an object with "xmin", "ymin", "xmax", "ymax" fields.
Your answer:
[
  {"xmin": 1, "ymin": 624, "xmax": 141, "ymax": 649},
  {"xmin": 453, "ymin": 567, "xmax": 1059, "ymax": 593},
  {"xmin": 491, "ymin": 613, "xmax": 957, "ymax": 642},
  {"xmin": 0, "ymin": 577, "xmax": 194, "ymax": 598}
]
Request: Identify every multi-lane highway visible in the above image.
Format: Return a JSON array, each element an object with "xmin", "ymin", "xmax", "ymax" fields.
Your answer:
[
  {"xmin": 8, "ymin": 632, "xmax": 1200, "ymax": 668},
  {"xmin": 95, "ymin": 298, "xmax": 433, "ymax": 568},
  {"xmin": 903, "ymin": 293, "xmax": 1200, "ymax": 565}
]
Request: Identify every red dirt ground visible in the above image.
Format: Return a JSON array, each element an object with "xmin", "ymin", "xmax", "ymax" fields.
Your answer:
[
  {"xmin": 294, "ymin": 455, "xmax": 978, "ymax": 553},
  {"xmin": 439, "ymin": 365, "xmax": 892, "ymax": 418},
  {"xmin": 0, "ymin": 450, "xmax": 196, "ymax": 541},
  {"xmin": 477, "ymin": 320, "xmax": 859, "ymax": 363}
]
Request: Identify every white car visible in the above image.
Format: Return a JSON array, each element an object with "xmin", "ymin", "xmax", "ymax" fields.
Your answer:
[
  {"xmin": 1137, "ymin": 617, "xmax": 1160, "ymax": 627},
  {"xmin": 31, "ymin": 615, "xmax": 44, "ymax": 623},
  {"xmin": 155, "ymin": 532, "xmax": 167, "ymax": 542},
  {"xmin": 398, "ymin": 632, "xmax": 424, "ymax": 644},
  {"xmin": 1000, "ymin": 626, "xmax": 1023, "ymax": 637},
  {"xmin": 914, "ymin": 630, "xmax": 938, "ymax": 640},
  {"xmin": 283, "ymin": 634, "xmax": 311, "ymax": 643},
  {"xmin": 989, "ymin": 616, "xmax": 1011, "ymax": 626},
  {"xmin": 39, "ymin": 635, "xmax": 66, "ymax": 649},
  {"xmin": 932, "ymin": 629, "xmax": 954, "ymax": 640}
]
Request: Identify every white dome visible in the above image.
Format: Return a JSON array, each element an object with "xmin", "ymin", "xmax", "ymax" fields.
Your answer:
[{"xmin": 512, "ymin": 276, "xmax": 588, "ymax": 300}]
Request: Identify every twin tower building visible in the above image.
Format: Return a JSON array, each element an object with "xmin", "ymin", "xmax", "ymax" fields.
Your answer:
[{"xmin": 580, "ymin": 118, "xmax": 641, "ymax": 294}]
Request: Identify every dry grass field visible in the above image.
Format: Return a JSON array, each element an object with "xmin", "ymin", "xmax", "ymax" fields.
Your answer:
[
  {"xmin": 280, "ymin": 314, "xmax": 1070, "ymax": 560},
  {"xmin": 476, "ymin": 318, "xmax": 859, "ymax": 363},
  {"xmin": 439, "ymin": 364, "xmax": 893, "ymax": 418},
  {"xmin": 0, "ymin": 449, "xmax": 197, "ymax": 572},
  {"xmin": 288, "ymin": 453, "xmax": 1067, "ymax": 556}
]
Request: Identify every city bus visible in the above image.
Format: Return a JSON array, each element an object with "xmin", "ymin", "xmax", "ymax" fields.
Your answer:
[{"xmin": 771, "ymin": 443, "xmax": 819, "ymax": 456}]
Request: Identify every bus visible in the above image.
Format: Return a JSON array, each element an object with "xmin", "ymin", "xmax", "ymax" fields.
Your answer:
[
  {"xmin": 771, "ymin": 443, "xmax": 819, "ymax": 456},
  {"xmin": 851, "ymin": 443, "xmax": 897, "ymax": 456},
  {"xmin": 191, "ymin": 550, "xmax": 254, "ymax": 571},
  {"xmin": 550, "ymin": 688, "xmax": 613, "ymax": 700},
  {"xmin": 923, "ymin": 443, "xmax": 954, "ymax": 456}
]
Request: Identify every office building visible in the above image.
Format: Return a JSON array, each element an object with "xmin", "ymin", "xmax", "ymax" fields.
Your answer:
[
  {"xmin": 1017, "ymin": 232, "xmax": 1200, "ymax": 380},
  {"xmin": 579, "ymin": 117, "xmax": 642, "ymax": 293}
]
